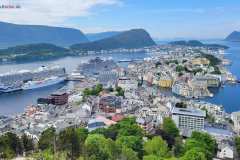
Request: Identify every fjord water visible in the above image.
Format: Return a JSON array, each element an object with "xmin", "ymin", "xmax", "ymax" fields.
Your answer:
[
  {"xmin": 0, "ymin": 41, "xmax": 240, "ymax": 115},
  {"xmin": 0, "ymin": 52, "xmax": 148, "ymax": 115},
  {"xmin": 204, "ymin": 41, "xmax": 240, "ymax": 113}
]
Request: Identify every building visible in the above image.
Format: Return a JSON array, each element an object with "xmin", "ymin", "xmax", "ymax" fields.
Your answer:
[
  {"xmin": 117, "ymin": 77, "xmax": 138, "ymax": 90},
  {"xmin": 99, "ymin": 95, "xmax": 122, "ymax": 113},
  {"xmin": 158, "ymin": 76, "xmax": 173, "ymax": 88},
  {"xmin": 136, "ymin": 116, "xmax": 154, "ymax": 133},
  {"xmin": 191, "ymin": 58, "xmax": 210, "ymax": 66},
  {"xmin": 50, "ymin": 91, "xmax": 68, "ymax": 105},
  {"xmin": 171, "ymin": 107, "xmax": 206, "ymax": 137},
  {"xmin": 217, "ymin": 144, "xmax": 234, "ymax": 160},
  {"xmin": 231, "ymin": 111, "xmax": 240, "ymax": 134}
]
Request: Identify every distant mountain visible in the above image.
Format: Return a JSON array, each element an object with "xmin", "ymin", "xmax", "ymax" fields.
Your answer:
[
  {"xmin": 0, "ymin": 43, "xmax": 71, "ymax": 62},
  {"xmin": 71, "ymin": 29, "xmax": 156, "ymax": 51},
  {"xmin": 169, "ymin": 40, "xmax": 228, "ymax": 49},
  {"xmin": 86, "ymin": 31, "xmax": 122, "ymax": 41},
  {"xmin": 0, "ymin": 21, "xmax": 88, "ymax": 48},
  {"xmin": 225, "ymin": 31, "xmax": 240, "ymax": 42}
]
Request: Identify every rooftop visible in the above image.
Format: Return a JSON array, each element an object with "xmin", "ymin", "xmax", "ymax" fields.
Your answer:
[{"xmin": 172, "ymin": 107, "xmax": 206, "ymax": 117}]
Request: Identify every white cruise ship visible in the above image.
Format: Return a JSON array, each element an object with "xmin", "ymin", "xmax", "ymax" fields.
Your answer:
[{"xmin": 22, "ymin": 76, "xmax": 66, "ymax": 90}]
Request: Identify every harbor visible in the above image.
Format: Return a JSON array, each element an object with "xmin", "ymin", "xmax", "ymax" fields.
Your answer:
[{"xmin": 0, "ymin": 41, "xmax": 240, "ymax": 116}]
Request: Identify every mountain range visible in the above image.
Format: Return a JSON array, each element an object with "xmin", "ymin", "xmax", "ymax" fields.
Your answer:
[
  {"xmin": 0, "ymin": 21, "xmax": 88, "ymax": 48},
  {"xmin": 86, "ymin": 31, "xmax": 122, "ymax": 41},
  {"xmin": 71, "ymin": 29, "xmax": 156, "ymax": 51},
  {"xmin": 225, "ymin": 31, "xmax": 240, "ymax": 42}
]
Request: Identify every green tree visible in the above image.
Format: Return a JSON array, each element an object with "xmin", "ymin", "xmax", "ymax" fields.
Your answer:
[
  {"xmin": 235, "ymin": 137, "xmax": 240, "ymax": 155},
  {"xmin": 116, "ymin": 136, "xmax": 143, "ymax": 158},
  {"xmin": 84, "ymin": 134, "xmax": 117, "ymax": 160},
  {"xmin": 162, "ymin": 117, "xmax": 179, "ymax": 137},
  {"xmin": 120, "ymin": 146, "xmax": 139, "ymax": 160},
  {"xmin": 143, "ymin": 154, "xmax": 160, "ymax": 160},
  {"xmin": 58, "ymin": 127, "xmax": 88, "ymax": 159},
  {"xmin": 0, "ymin": 132, "xmax": 22, "ymax": 159},
  {"xmin": 181, "ymin": 148, "xmax": 206, "ymax": 160},
  {"xmin": 172, "ymin": 137, "xmax": 184, "ymax": 157},
  {"xmin": 22, "ymin": 134, "xmax": 34, "ymax": 154},
  {"xmin": 144, "ymin": 136, "xmax": 169, "ymax": 158},
  {"xmin": 190, "ymin": 131, "xmax": 217, "ymax": 159},
  {"xmin": 38, "ymin": 127, "xmax": 56, "ymax": 151}
]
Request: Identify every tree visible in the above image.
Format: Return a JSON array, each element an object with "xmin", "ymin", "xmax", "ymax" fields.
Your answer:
[
  {"xmin": 154, "ymin": 129, "xmax": 175, "ymax": 148},
  {"xmin": 120, "ymin": 146, "xmax": 139, "ymax": 160},
  {"xmin": 144, "ymin": 136, "xmax": 169, "ymax": 158},
  {"xmin": 162, "ymin": 117, "xmax": 179, "ymax": 137},
  {"xmin": 117, "ymin": 117, "xmax": 143, "ymax": 137},
  {"xmin": 143, "ymin": 154, "xmax": 159, "ymax": 160},
  {"xmin": 172, "ymin": 137, "xmax": 184, "ymax": 157},
  {"xmin": 190, "ymin": 131, "xmax": 217, "ymax": 159},
  {"xmin": 116, "ymin": 136, "xmax": 143, "ymax": 158},
  {"xmin": 0, "ymin": 132, "xmax": 22, "ymax": 159},
  {"xmin": 235, "ymin": 137, "xmax": 240, "ymax": 156},
  {"xmin": 175, "ymin": 102, "xmax": 187, "ymax": 108},
  {"xmin": 38, "ymin": 127, "xmax": 56, "ymax": 151},
  {"xmin": 181, "ymin": 148, "xmax": 206, "ymax": 160},
  {"xmin": 84, "ymin": 134, "xmax": 117, "ymax": 160},
  {"xmin": 22, "ymin": 134, "xmax": 34, "ymax": 153},
  {"xmin": 58, "ymin": 127, "xmax": 88, "ymax": 159}
]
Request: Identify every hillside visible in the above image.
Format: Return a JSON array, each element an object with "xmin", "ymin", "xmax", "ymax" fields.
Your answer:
[
  {"xmin": 86, "ymin": 31, "xmax": 122, "ymax": 41},
  {"xmin": 0, "ymin": 21, "xmax": 88, "ymax": 48},
  {"xmin": 169, "ymin": 40, "xmax": 229, "ymax": 49},
  {"xmin": 0, "ymin": 43, "xmax": 71, "ymax": 62},
  {"xmin": 225, "ymin": 31, "xmax": 240, "ymax": 42},
  {"xmin": 71, "ymin": 29, "xmax": 156, "ymax": 51}
]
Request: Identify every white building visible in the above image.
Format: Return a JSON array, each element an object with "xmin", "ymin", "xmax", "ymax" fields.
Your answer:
[
  {"xmin": 171, "ymin": 107, "xmax": 206, "ymax": 137},
  {"xmin": 217, "ymin": 145, "xmax": 234, "ymax": 160},
  {"xmin": 231, "ymin": 111, "xmax": 240, "ymax": 135}
]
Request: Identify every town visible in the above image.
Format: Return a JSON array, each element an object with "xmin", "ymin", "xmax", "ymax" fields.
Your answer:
[{"xmin": 0, "ymin": 44, "xmax": 239, "ymax": 160}]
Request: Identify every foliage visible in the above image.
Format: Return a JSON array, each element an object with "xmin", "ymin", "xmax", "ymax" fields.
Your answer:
[
  {"xmin": 58, "ymin": 127, "xmax": 88, "ymax": 159},
  {"xmin": 181, "ymin": 148, "xmax": 206, "ymax": 160},
  {"xmin": 143, "ymin": 154, "xmax": 160, "ymax": 160},
  {"xmin": 175, "ymin": 102, "xmax": 187, "ymax": 108},
  {"xmin": 116, "ymin": 135, "xmax": 143, "ymax": 158},
  {"xmin": 84, "ymin": 134, "xmax": 118, "ymax": 160},
  {"xmin": 172, "ymin": 137, "xmax": 184, "ymax": 157},
  {"xmin": 176, "ymin": 65, "xmax": 185, "ymax": 73},
  {"xmin": 0, "ymin": 132, "xmax": 22, "ymax": 159},
  {"xmin": 120, "ymin": 145, "xmax": 139, "ymax": 160},
  {"xmin": 201, "ymin": 53, "xmax": 221, "ymax": 66},
  {"xmin": 22, "ymin": 134, "xmax": 34, "ymax": 153},
  {"xmin": 83, "ymin": 84, "xmax": 103, "ymax": 96},
  {"xmin": 116, "ymin": 86, "xmax": 125, "ymax": 97},
  {"xmin": 38, "ymin": 127, "xmax": 56, "ymax": 151},
  {"xmin": 184, "ymin": 131, "xmax": 217, "ymax": 160},
  {"xmin": 162, "ymin": 117, "xmax": 179, "ymax": 137},
  {"xmin": 235, "ymin": 137, "xmax": 240, "ymax": 156},
  {"xmin": 144, "ymin": 136, "xmax": 169, "ymax": 158}
]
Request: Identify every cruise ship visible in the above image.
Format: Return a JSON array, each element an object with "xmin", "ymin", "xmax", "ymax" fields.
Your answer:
[
  {"xmin": 22, "ymin": 76, "xmax": 66, "ymax": 90},
  {"xmin": 0, "ymin": 66, "xmax": 66, "ymax": 93}
]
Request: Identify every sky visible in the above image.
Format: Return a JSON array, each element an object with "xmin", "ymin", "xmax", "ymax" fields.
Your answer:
[{"xmin": 0, "ymin": 0, "xmax": 240, "ymax": 40}]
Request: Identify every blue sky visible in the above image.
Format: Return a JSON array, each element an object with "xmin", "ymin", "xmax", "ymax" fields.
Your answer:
[{"xmin": 1, "ymin": 0, "xmax": 240, "ymax": 39}]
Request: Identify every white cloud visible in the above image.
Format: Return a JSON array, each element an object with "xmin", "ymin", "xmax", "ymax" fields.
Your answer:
[{"xmin": 0, "ymin": 0, "xmax": 121, "ymax": 25}]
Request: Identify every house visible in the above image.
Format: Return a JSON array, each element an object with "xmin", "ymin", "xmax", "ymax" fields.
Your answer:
[
  {"xmin": 99, "ymin": 95, "xmax": 122, "ymax": 113},
  {"xmin": 217, "ymin": 144, "xmax": 234, "ymax": 160}
]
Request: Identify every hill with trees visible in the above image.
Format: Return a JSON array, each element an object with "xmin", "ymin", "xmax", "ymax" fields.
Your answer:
[
  {"xmin": 71, "ymin": 29, "xmax": 156, "ymax": 51},
  {"xmin": 225, "ymin": 31, "xmax": 240, "ymax": 42},
  {"xmin": 0, "ymin": 43, "xmax": 71, "ymax": 62},
  {"xmin": 169, "ymin": 40, "xmax": 228, "ymax": 49},
  {"xmin": 0, "ymin": 21, "xmax": 88, "ymax": 48}
]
